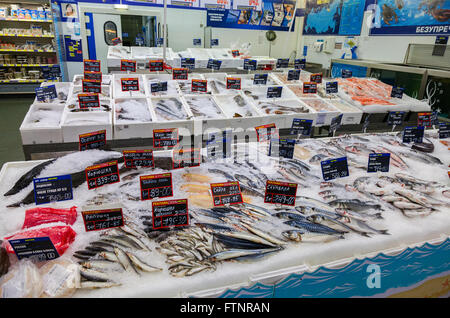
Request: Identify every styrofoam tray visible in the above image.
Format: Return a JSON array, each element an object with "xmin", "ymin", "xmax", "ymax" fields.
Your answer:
[
  {"xmin": 20, "ymin": 103, "xmax": 64, "ymax": 144},
  {"xmin": 113, "ymin": 97, "xmax": 155, "ymax": 140},
  {"xmin": 112, "ymin": 74, "xmax": 146, "ymax": 99}
]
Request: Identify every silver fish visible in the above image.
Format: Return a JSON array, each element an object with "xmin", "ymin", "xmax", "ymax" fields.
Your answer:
[
  {"xmin": 114, "ymin": 247, "xmax": 139, "ymax": 275},
  {"xmin": 209, "ymin": 247, "xmax": 282, "ymax": 261},
  {"xmin": 126, "ymin": 252, "xmax": 162, "ymax": 273},
  {"xmin": 79, "ymin": 281, "xmax": 121, "ymax": 289}
]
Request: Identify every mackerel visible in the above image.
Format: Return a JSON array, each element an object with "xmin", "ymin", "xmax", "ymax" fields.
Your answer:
[{"xmin": 209, "ymin": 247, "xmax": 282, "ymax": 261}]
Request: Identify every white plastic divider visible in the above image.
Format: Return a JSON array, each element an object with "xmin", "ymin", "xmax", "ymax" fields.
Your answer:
[
  {"xmin": 249, "ymin": 264, "xmax": 310, "ymax": 286},
  {"xmin": 20, "ymin": 103, "xmax": 64, "ymax": 144},
  {"xmin": 112, "ymin": 97, "xmax": 156, "ymax": 140}
]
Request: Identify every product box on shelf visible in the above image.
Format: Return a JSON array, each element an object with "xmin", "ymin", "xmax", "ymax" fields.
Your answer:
[
  {"xmin": 20, "ymin": 103, "xmax": 64, "ymax": 144},
  {"xmin": 113, "ymin": 97, "xmax": 156, "ymax": 140}
]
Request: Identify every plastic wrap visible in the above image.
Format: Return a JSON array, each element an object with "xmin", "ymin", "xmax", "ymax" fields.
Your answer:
[{"xmin": 0, "ymin": 260, "xmax": 43, "ymax": 298}]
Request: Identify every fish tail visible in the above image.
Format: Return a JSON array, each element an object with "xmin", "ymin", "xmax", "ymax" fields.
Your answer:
[
  {"xmin": 379, "ymin": 230, "xmax": 390, "ymax": 235},
  {"xmin": 361, "ymin": 232, "xmax": 371, "ymax": 238},
  {"xmin": 6, "ymin": 201, "xmax": 21, "ymax": 208},
  {"xmin": 375, "ymin": 213, "xmax": 384, "ymax": 219}
]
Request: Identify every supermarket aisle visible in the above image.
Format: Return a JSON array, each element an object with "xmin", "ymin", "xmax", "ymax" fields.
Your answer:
[{"xmin": 0, "ymin": 95, "xmax": 32, "ymax": 169}]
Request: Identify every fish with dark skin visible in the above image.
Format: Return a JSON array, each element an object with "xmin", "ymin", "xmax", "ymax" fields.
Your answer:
[{"xmin": 0, "ymin": 241, "xmax": 10, "ymax": 278}]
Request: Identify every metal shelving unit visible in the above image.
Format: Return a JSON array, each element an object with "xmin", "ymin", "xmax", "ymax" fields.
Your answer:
[{"xmin": 0, "ymin": 0, "xmax": 60, "ymax": 94}]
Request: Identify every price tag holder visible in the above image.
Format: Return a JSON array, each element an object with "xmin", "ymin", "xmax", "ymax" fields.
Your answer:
[
  {"xmin": 287, "ymin": 69, "xmax": 300, "ymax": 81},
  {"xmin": 149, "ymin": 59, "xmax": 164, "ymax": 72},
  {"xmin": 387, "ymin": 111, "xmax": 405, "ymax": 126},
  {"xmin": 226, "ymin": 77, "xmax": 241, "ymax": 90},
  {"xmin": 35, "ymin": 84, "xmax": 57, "ymax": 101},
  {"xmin": 82, "ymin": 79, "xmax": 101, "ymax": 93},
  {"xmin": 254, "ymin": 74, "xmax": 268, "ymax": 85},
  {"xmin": 79, "ymin": 130, "xmax": 106, "ymax": 151},
  {"xmin": 78, "ymin": 93, "xmax": 100, "ymax": 109},
  {"xmin": 150, "ymin": 81, "xmax": 168, "ymax": 93},
  {"xmin": 367, "ymin": 153, "xmax": 390, "ymax": 173},
  {"xmin": 152, "ymin": 199, "xmax": 189, "ymax": 229},
  {"xmin": 207, "ymin": 59, "xmax": 222, "ymax": 70},
  {"xmin": 121, "ymin": 59, "xmax": 136, "ymax": 72},
  {"xmin": 83, "ymin": 59, "xmax": 101, "ymax": 72},
  {"xmin": 255, "ymin": 123, "xmax": 277, "ymax": 142},
  {"xmin": 391, "ymin": 86, "xmax": 404, "ymax": 99},
  {"xmin": 326, "ymin": 81, "xmax": 338, "ymax": 94},
  {"xmin": 417, "ymin": 112, "xmax": 432, "ymax": 128},
  {"xmin": 9, "ymin": 237, "xmax": 59, "ymax": 261},
  {"xmin": 82, "ymin": 208, "xmax": 124, "ymax": 232},
  {"xmin": 191, "ymin": 79, "xmax": 208, "ymax": 93},
  {"xmin": 172, "ymin": 68, "xmax": 188, "ymax": 80},
  {"xmin": 329, "ymin": 114, "xmax": 343, "ymax": 135},
  {"xmin": 153, "ymin": 128, "xmax": 178, "ymax": 148},
  {"xmin": 402, "ymin": 126, "xmax": 424, "ymax": 143},
  {"xmin": 121, "ymin": 78, "xmax": 139, "ymax": 92},
  {"xmin": 303, "ymin": 82, "xmax": 317, "ymax": 94},
  {"xmin": 85, "ymin": 161, "xmax": 120, "ymax": 190},
  {"xmin": 33, "ymin": 174, "xmax": 73, "ymax": 205},
  {"xmin": 264, "ymin": 180, "xmax": 297, "ymax": 206},
  {"xmin": 140, "ymin": 173, "xmax": 173, "ymax": 201},
  {"xmin": 341, "ymin": 69, "xmax": 353, "ymax": 78},
  {"xmin": 181, "ymin": 58, "xmax": 195, "ymax": 70},
  {"xmin": 210, "ymin": 181, "xmax": 243, "ymax": 206},
  {"xmin": 172, "ymin": 147, "xmax": 201, "ymax": 169},
  {"xmin": 439, "ymin": 122, "xmax": 450, "ymax": 139},
  {"xmin": 84, "ymin": 71, "xmax": 102, "ymax": 82},
  {"xmin": 269, "ymin": 138, "xmax": 296, "ymax": 159},
  {"xmin": 276, "ymin": 58, "xmax": 289, "ymax": 68},
  {"xmin": 123, "ymin": 149, "xmax": 154, "ymax": 168},
  {"xmin": 310, "ymin": 73, "xmax": 323, "ymax": 84},
  {"xmin": 321, "ymin": 157, "xmax": 349, "ymax": 181},
  {"xmin": 243, "ymin": 59, "xmax": 257, "ymax": 70},
  {"xmin": 231, "ymin": 50, "xmax": 240, "ymax": 57},
  {"xmin": 267, "ymin": 86, "xmax": 283, "ymax": 98},
  {"xmin": 211, "ymin": 39, "xmax": 219, "ymax": 46},
  {"xmin": 193, "ymin": 38, "xmax": 202, "ymax": 46},
  {"xmin": 294, "ymin": 58, "xmax": 306, "ymax": 70},
  {"xmin": 290, "ymin": 118, "xmax": 313, "ymax": 136}
]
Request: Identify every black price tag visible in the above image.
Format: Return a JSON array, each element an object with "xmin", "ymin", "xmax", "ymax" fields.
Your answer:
[
  {"xmin": 78, "ymin": 93, "xmax": 100, "ymax": 109},
  {"xmin": 85, "ymin": 161, "xmax": 120, "ymax": 190},
  {"xmin": 121, "ymin": 78, "xmax": 139, "ymax": 92},
  {"xmin": 231, "ymin": 50, "xmax": 240, "ymax": 57},
  {"xmin": 326, "ymin": 81, "xmax": 338, "ymax": 94},
  {"xmin": 172, "ymin": 147, "xmax": 201, "ymax": 169},
  {"xmin": 206, "ymin": 130, "xmax": 231, "ymax": 160},
  {"xmin": 193, "ymin": 38, "xmax": 201, "ymax": 45},
  {"xmin": 243, "ymin": 59, "xmax": 257, "ymax": 70},
  {"xmin": 9, "ymin": 237, "xmax": 59, "ymax": 261},
  {"xmin": 341, "ymin": 69, "xmax": 353, "ymax": 78},
  {"xmin": 391, "ymin": 86, "xmax": 404, "ymax": 99},
  {"xmin": 432, "ymin": 35, "xmax": 448, "ymax": 56},
  {"xmin": 329, "ymin": 114, "xmax": 343, "ymax": 133},
  {"xmin": 211, "ymin": 39, "xmax": 219, "ymax": 46},
  {"xmin": 439, "ymin": 122, "xmax": 450, "ymax": 139},
  {"xmin": 310, "ymin": 73, "xmax": 323, "ymax": 83},
  {"xmin": 276, "ymin": 58, "xmax": 289, "ymax": 68},
  {"xmin": 207, "ymin": 59, "xmax": 222, "ymax": 70},
  {"xmin": 82, "ymin": 208, "xmax": 124, "ymax": 232},
  {"xmin": 210, "ymin": 181, "xmax": 243, "ymax": 206},
  {"xmin": 140, "ymin": 173, "xmax": 173, "ymax": 201},
  {"xmin": 402, "ymin": 126, "xmax": 424, "ymax": 143},
  {"xmin": 367, "ymin": 153, "xmax": 390, "ymax": 173},
  {"xmin": 123, "ymin": 149, "xmax": 154, "ymax": 168},
  {"xmin": 269, "ymin": 138, "xmax": 296, "ymax": 159},
  {"xmin": 294, "ymin": 58, "xmax": 306, "ymax": 70},
  {"xmin": 121, "ymin": 59, "xmax": 136, "ymax": 72},
  {"xmin": 321, "ymin": 157, "xmax": 349, "ymax": 181},
  {"xmin": 226, "ymin": 77, "xmax": 241, "ymax": 90},
  {"xmin": 173, "ymin": 68, "xmax": 188, "ymax": 80},
  {"xmin": 150, "ymin": 81, "xmax": 168, "ymax": 93},
  {"xmin": 264, "ymin": 180, "xmax": 297, "ymax": 206},
  {"xmin": 153, "ymin": 128, "xmax": 178, "ymax": 148},
  {"xmin": 35, "ymin": 85, "xmax": 57, "ymax": 102},
  {"xmin": 267, "ymin": 86, "xmax": 283, "ymax": 98},
  {"xmin": 387, "ymin": 111, "xmax": 405, "ymax": 126},
  {"xmin": 254, "ymin": 74, "xmax": 268, "ymax": 85},
  {"xmin": 82, "ymin": 80, "xmax": 101, "ymax": 94},
  {"xmin": 303, "ymin": 82, "xmax": 317, "ymax": 94},
  {"xmin": 84, "ymin": 71, "xmax": 102, "ymax": 82},
  {"xmin": 417, "ymin": 112, "xmax": 432, "ymax": 128},
  {"xmin": 290, "ymin": 118, "xmax": 313, "ymax": 136},
  {"xmin": 181, "ymin": 58, "xmax": 195, "ymax": 70},
  {"xmin": 84, "ymin": 59, "xmax": 101, "ymax": 72},
  {"xmin": 287, "ymin": 69, "xmax": 300, "ymax": 81},
  {"xmin": 33, "ymin": 174, "xmax": 73, "ymax": 205},
  {"xmin": 79, "ymin": 130, "xmax": 106, "ymax": 151},
  {"xmin": 152, "ymin": 199, "xmax": 189, "ymax": 229},
  {"xmin": 149, "ymin": 60, "xmax": 164, "ymax": 72},
  {"xmin": 191, "ymin": 79, "xmax": 208, "ymax": 93}
]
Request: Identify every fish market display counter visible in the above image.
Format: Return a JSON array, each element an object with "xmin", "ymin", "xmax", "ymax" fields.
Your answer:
[{"xmin": 1, "ymin": 131, "xmax": 449, "ymax": 298}]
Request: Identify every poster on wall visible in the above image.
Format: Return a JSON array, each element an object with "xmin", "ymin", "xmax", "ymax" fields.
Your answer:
[
  {"xmin": 303, "ymin": 0, "xmax": 366, "ymax": 36},
  {"xmin": 207, "ymin": 0, "xmax": 296, "ymax": 31},
  {"xmin": 370, "ymin": 0, "xmax": 450, "ymax": 35}
]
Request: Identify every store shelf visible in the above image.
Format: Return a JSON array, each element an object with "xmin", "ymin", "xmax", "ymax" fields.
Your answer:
[
  {"xmin": 0, "ymin": 78, "xmax": 57, "ymax": 83},
  {"xmin": 0, "ymin": 63, "xmax": 56, "ymax": 67},
  {"xmin": 0, "ymin": 17, "xmax": 52, "ymax": 23},
  {"xmin": 0, "ymin": 33, "xmax": 54, "ymax": 38},
  {"xmin": 0, "ymin": 48, "xmax": 55, "ymax": 53}
]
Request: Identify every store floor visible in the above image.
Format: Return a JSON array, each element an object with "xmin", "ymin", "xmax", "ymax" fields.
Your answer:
[{"xmin": 0, "ymin": 95, "xmax": 33, "ymax": 169}]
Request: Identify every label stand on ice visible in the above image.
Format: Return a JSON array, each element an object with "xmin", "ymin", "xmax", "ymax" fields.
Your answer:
[
  {"xmin": 85, "ymin": 161, "xmax": 120, "ymax": 190},
  {"xmin": 82, "ymin": 208, "xmax": 124, "ymax": 232},
  {"xmin": 9, "ymin": 237, "xmax": 59, "ymax": 261},
  {"xmin": 33, "ymin": 174, "xmax": 73, "ymax": 205},
  {"xmin": 79, "ymin": 130, "xmax": 106, "ymax": 151},
  {"xmin": 210, "ymin": 181, "xmax": 243, "ymax": 206},
  {"xmin": 367, "ymin": 153, "xmax": 390, "ymax": 173},
  {"xmin": 321, "ymin": 157, "xmax": 349, "ymax": 181},
  {"xmin": 140, "ymin": 173, "xmax": 173, "ymax": 201},
  {"xmin": 264, "ymin": 180, "xmax": 297, "ymax": 206},
  {"xmin": 152, "ymin": 199, "xmax": 189, "ymax": 229}
]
